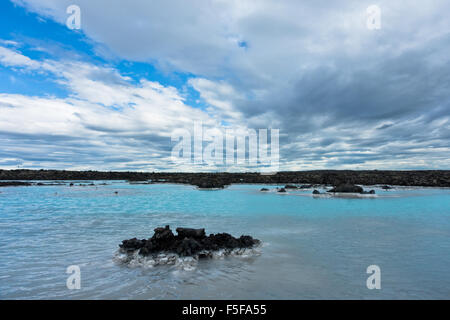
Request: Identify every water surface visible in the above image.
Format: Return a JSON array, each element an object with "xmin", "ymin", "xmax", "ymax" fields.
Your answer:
[{"xmin": 0, "ymin": 182, "xmax": 449, "ymax": 299}]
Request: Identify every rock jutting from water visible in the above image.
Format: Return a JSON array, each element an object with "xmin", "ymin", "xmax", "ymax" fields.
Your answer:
[
  {"xmin": 328, "ymin": 183, "xmax": 363, "ymax": 193},
  {"xmin": 119, "ymin": 226, "xmax": 261, "ymax": 259},
  {"xmin": 195, "ymin": 181, "xmax": 226, "ymax": 189},
  {"xmin": 326, "ymin": 183, "xmax": 376, "ymax": 195}
]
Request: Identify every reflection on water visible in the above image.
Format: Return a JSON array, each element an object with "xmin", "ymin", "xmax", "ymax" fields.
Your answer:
[{"xmin": 0, "ymin": 182, "xmax": 449, "ymax": 299}]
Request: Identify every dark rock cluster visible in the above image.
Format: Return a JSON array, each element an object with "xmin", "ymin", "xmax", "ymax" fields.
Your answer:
[
  {"xmin": 36, "ymin": 182, "xmax": 65, "ymax": 186},
  {"xmin": 195, "ymin": 180, "xmax": 226, "ymax": 189},
  {"xmin": 119, "ymin": 226, "xmax": 260, "ymax": 257},
  {"xmin": 327, "ymin": 183, "xmax": 375, "ymax": 194},
  {"xmin": 328, "ymin": 183, "xmax": 364, "ymax": 193}
]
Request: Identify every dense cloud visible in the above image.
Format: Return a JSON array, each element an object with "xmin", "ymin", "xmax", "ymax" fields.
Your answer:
[{"xmin": 1, "ymin": 0, "xmax": 449, "ymax": 170}]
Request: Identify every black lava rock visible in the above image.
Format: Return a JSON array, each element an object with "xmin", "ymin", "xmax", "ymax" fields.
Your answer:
[
  {"xmin": 196, "ymin": 180, "xmax": 226, "ymax": 189},
  {"xmin": 328, "ymin": 183, "xmax": 364, "ymax": 193},
  {"xmin": 119, "ymin": 226, "xmax": 260, "ymax": 257},
  {"xmin": 176, "ymin": 227, "xmax": 205, "ymax": 239}
]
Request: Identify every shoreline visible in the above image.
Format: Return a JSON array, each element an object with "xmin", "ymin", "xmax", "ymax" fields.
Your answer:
[{"xmin": 0, "ymin": 169, "xmax": 449, "ymax": 187}]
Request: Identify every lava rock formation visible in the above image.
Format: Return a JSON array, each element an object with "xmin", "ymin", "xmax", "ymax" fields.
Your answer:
[{"xmin": 119, "ymin": 226, "xmax": 260, "ymax": 257}]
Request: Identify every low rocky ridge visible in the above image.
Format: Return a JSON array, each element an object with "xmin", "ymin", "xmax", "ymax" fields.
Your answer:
[
  {"xmin": 312, "ymin": 183, "xmax": 375, "ymax": 195},
  {"xmin": 0, "ymin": 181, "xmax": 102, "ymax": 187},
  {"xmin": 119, "ymin": 226, "xmax": 260, "ymax": 259},
  {"xmin": 259, "ymin": 183, "xmax": 376, "ymax": 195},
  {"xmin": 327, "ymin": 183, "xmax": 375, "ymax": 194},
  {"xmin": 0, "ymin": 181, "xmax": 32, "ymax": 187}
]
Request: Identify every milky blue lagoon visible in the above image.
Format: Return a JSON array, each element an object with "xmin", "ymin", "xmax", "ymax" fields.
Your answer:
[{"xmin": 0, "ymin": 182, "xmax": 449, "ymax": 299}]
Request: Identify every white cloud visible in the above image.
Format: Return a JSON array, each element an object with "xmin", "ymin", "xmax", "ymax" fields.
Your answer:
[
  {"xmin": 0, "ymin": 45, "xmax": 223, "ymax": 170},
  {"xmin": 0, "ymin": 46, "xmax": 41, "ymax": 70},
  {"xmin": 188, "ymin": 78, "xmax": 244, "ymax": 123}
]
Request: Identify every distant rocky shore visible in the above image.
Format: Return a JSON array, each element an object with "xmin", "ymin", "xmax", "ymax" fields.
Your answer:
[
  {"xmin": 0, "ymin": 181, "xmax": 32, "ymax": 187},
  {"xmin": 0, "ymin": 169, "xmax": 449, "ymax": 187}
]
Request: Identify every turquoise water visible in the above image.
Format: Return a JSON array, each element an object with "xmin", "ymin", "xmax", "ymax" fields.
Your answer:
[{"xmin": 0, "ymin": 182, "xmax": 449, "ymax": 299}]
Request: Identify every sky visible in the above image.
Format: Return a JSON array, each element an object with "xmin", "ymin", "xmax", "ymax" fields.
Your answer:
[{"xmin": 0, "ymin": 0, "xmax": 449, "ymax": 172}]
